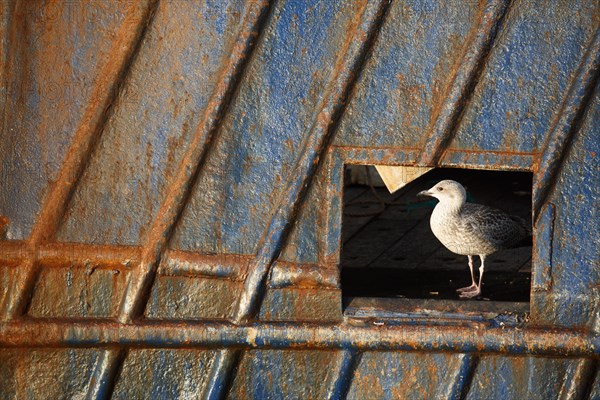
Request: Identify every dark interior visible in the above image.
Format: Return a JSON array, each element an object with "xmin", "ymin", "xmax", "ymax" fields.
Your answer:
[{"xmin": 341, "ymin": 166, "xmax": 533, "ymax": 303}]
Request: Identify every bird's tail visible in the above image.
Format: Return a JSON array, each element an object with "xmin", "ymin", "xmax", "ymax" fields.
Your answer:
[{"xmin": 509, "ymin": 215, "xmax": 532, "ymax": 248}]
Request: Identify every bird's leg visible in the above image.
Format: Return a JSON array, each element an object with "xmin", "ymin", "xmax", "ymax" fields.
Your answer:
[
  {"xmin": 456, "ymin": 255, "xmax": 478, "ymax": 294},
  {"xmin": 459, "ymin": 255, "xmax": 484, "ymax": 299}
]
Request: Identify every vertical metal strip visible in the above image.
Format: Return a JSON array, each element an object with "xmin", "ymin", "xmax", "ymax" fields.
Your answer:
[
  {"xmin": 416, "ymin": 0, "xmax": 511, "ymax": 167},
  {"xmin": 0, "ymin": 0, "xmax": 157, "ymax": 321},
  {"xmin": 532, "ymin": 203, "xmax": 555, "ymax": 292},
  {"xmin": 328, "ymin": 349, "xmax": 362, "ymax": 400},
  {"xmin": 117, "ymin": 0, "xmax": 272, "ymax": 325},
  {"xmin": 533, "ymin": 30, "xmax": 600, "ymax": 222}
]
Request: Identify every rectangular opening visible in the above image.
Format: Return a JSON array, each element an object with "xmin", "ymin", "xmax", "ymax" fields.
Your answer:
[{"xmin": 341, "ymin": 165, "xmax": 532, "ymax": 317}]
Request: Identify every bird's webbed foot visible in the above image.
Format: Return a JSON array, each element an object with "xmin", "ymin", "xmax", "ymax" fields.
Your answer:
[
  {"xmin": 458, "ymin": 286, "xmax": 481, "ymax": 299},
  {"xmin": 456, "ymin": 284, "xmax": 477, "ymax": 294}
]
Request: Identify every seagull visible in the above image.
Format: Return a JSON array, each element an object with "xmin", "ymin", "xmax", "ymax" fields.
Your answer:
[{"xmin": 418, "ymin": 180, "xmax": 531, "ymax": 298}]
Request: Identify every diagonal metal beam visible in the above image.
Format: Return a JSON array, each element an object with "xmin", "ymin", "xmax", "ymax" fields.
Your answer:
[
  {"xmin": 205, "ymin": 1, "xmax": 394, "ymax": 398},
  {"xmin": 234, "ymin": 0, "xmax": 392, "ymax": 326},
  {"xmin": 116, "ymin": 0, "xmax": 272, "ymax": 325},
  {"xmin": 81, "ymin": 1, "xmax": 272, "ymax": 399},
  {"xmin": 327, "ymin": 349, "xmax": 362, "ymax": 399},
  {"xmin": 0, "ymin": 0, "xmax": 157, "ymax": 321},
  {"xmin": 533, "ymin": 29, "xmax": 600, "ymax": 222},
  {"xmin": 416, "ymin": 0, "xmax": 511, "ymax": 167}
]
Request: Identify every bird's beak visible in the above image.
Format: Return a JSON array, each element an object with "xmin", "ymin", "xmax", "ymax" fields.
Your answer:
[{"xmin": 417, "ymin": 190, "xmax": 433, "ymax": 197}]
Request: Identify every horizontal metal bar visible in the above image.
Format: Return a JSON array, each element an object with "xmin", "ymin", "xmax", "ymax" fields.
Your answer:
[
  {"xmin": 0, "ymin": 242, "xmax": 253, "ymax": 279},
  {"xmin": 269, "ymin": 261, "xmax": 338, "ymax": 289},
  {"xmin": 0, "ymin": 319, "xmax": 597, "ymax": 357},
  {"xmin": 0, "ymin": 241, "xmax": 141, "ymax": 268},
  {"xmin": 159, "ymin": 250, "xmax": 251, "ymax": 280}
]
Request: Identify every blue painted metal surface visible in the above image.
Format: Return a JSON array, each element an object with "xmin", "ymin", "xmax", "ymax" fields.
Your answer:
[
  {"xmin": 56, "ymin": 0, "xmax": 249, "ymax": 246},
  {"xmin": 0, "ymin": 0, "xmax": 598, "ymax": 398},
  {"xmin": 0, "ymin": 1, "xmax": 143, "ymax": 241}
]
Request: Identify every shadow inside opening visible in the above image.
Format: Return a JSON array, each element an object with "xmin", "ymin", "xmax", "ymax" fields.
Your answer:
[{"xmin": 341, "ymin": 166, "xmax": 533, "ymax": 303}]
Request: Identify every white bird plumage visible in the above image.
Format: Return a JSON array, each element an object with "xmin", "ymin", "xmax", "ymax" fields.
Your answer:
[{"xmin": 418, "ymin": 180, "xmax": 531, "ymax": 298}]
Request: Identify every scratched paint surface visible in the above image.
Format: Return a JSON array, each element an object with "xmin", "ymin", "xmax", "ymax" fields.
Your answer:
[
  {"xmin": 0, "ymin": 1, "xmax": 144, "ymax": 240},
  {"xmin": 112, "ymin": 349, "xmax": 216, "ymax": 399},
  {"xmin": 0, "ymin": 0, "xmax": 598, "ymax": 398},
  {"xmin": 229, "ymin": 350, "xmax": 344, "ymax": 399},
  {"xmin": 259, "ymin": 287, "xmax": 341, "ymax": 322},
  {"xmin": 171, "ymin": 0, "xmax": 371, "ymax": 254},
  {"xmin": 335, "ymin": 0, "xmax": 481, "ymax": 148},
  {"xmin": 145, "ymin": 274, "xmax": 241, "ymax": 320},
  {"xmin": 466, "ymin": 355, "xmax": 578, "ymax": 399},
  {"xmin": 277, "ymin": 160, "xmax": 327, "ymax": 265},
  {"xmin": 56, "ymin": 0, "xmax": 248, "ymax": 245},
  {"xmin": 28, "ymin": 265, "xmax": 129, "ymax": 318},
  {"xmin": 535, "ymin": 85, "xmax": 599, "ymax": 327},
  {"xmin": 449, "ymin": 0, "xmax": 599, "ymax": 154},
  {"xmin": 0, "ymin": 349, "xmax": 100, "ymax": 400},
  {"xmin": 347, "ymin": 352, "xmax": 468, "ymax": 399}
]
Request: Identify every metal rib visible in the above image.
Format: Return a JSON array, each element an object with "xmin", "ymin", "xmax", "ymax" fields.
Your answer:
[
  {"xmin": 328, "ymin": 349, "xmax": 362, "ymax": 399},
  {"xmin": 117, "ymin": 0, "xmax": 272, "ymax": 325},
  {"xmin": 205, "ymin": 2, "xmax": 393, "ymax": 398},
  {"xmin": 416, "ymin": 0, "xmax": 511, "ymax": 167},
  {"xmin": 533, "ymin": 30, "xmax": 600, "ymax": 222},
  {"xmin": 0, "ymin": 320, "xmax": 597, "ymax": 357},
  {"xmin": 0, "ymin": 0, "xmax": 157, "ymax": 321}
]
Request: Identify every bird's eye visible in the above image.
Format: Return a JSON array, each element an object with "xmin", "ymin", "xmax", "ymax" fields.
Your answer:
[{"xmin": 437, "ymin": 187, "xmax": 444, "ymax": 191}]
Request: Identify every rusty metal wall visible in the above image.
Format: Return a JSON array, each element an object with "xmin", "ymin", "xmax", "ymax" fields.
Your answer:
[{"xmin": 0, "ymin": 0, "xmax": 598, "ymax": 399}]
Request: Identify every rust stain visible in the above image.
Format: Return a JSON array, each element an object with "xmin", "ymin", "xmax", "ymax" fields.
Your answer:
[
  {"xmin": 0, "ymin": 318, "xmax": 577, "ymax": 355},
  {"xmin": 118, "ymin": 0, "xmax": 272, "ymax": 323},
  {"xmin": 29, "ymin": 0, "xmax": 149, "ymax": 245},
  {"xmin": 0, "ymin": 216, "xmax": 8, "ymax": 239}
]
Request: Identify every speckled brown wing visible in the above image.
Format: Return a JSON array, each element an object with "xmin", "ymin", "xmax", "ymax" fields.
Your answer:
[{"xmin": 460, "ymin": 203, "xmax": 530, "ymax": 250}]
